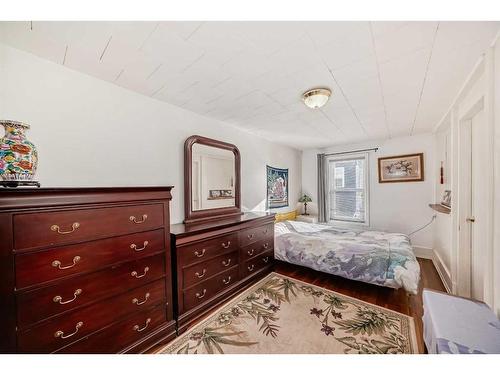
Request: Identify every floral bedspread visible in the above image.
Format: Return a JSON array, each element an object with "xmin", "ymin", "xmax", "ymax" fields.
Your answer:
[{"xmin": 274, "ymin": 221, "xmax": 420, "ymax": 294}]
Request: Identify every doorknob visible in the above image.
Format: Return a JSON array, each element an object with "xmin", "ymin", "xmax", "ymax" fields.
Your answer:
[{"xmin": 466, "ymin": 217, "xmax": 475, "ymax": 223}]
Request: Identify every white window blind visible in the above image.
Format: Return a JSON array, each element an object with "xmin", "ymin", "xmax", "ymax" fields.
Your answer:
[{"xmin": 327, "ymin": 154, "xmax": 369, "ymax": 224}]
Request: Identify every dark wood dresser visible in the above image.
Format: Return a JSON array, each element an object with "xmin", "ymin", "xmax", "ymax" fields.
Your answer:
[
  {"xmin": 170, "ymin": 212, "xmax": 275, "ymax": 333},
  {"xmin": 0, "ymin": 187, "xmax": 176, "ymax": 353}
]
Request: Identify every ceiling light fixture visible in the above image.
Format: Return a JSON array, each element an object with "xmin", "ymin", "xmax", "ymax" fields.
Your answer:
[{"xmin": 302, "ymin": 88, "xmax": 331, "ymax": 109}]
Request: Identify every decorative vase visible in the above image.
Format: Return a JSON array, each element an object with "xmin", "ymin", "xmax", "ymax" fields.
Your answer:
[{"xmin": 0, "ymin": 120, "xmax": 38, "ymax": 182}]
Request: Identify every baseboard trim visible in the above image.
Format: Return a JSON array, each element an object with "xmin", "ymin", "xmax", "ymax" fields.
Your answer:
[
  {"xmin": 431, "ymin": 250, "xmax": 452, "ymax": 293},
  {"xmin": 413, "ymin": 246, "xmax": 433, "ymax": 260},
  {"xmin": 413, "ymin": 246, "xmax": 452, "ymax": 293}
]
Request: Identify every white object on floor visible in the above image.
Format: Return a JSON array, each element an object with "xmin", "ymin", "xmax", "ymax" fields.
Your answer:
[
  {"xmin": 422, "ymin": 289, "xmax": 500, "ymax": 354},
  {"xmin": 295, "ymin": 215, "xmax": 318, "ymax": 223}
]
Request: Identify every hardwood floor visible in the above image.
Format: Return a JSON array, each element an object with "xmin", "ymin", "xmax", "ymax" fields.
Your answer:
[{"xmin": 273, "ymin": 258, "xmax": 446, "ymax": 353}]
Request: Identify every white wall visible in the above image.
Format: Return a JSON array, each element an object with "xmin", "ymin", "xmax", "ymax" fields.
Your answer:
[
  {"xmin": 301, "ymin": 133, "xmax": 436, "ymax": 250},
  {"xmin": 494, "ymin": 33, "xmax": 500, "ymax": 317},
  {"xmin": 0, "ymin": 43, "xmax": 302, "ymax": 224},
  {"xmin": 432, "ymin": 33, "xmax": 500, "ymax": 315},
  {"xmin": 432, "ymin": 120, "xmax": 453, "ymax": 291}
]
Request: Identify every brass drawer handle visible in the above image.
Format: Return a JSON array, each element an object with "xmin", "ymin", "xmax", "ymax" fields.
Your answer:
[
  {"xmin": 263, "ymin": 243, "xmax": 269, "ymax": 249},
  {"xmin": 247, "ymin": 234, "xmax": 254, "ymax": 240},
  {"xmin": 130, "ymin": 214, "xmax": 148, "ymax": 224},
  {"xmin": 221, "ymin": 241, "xmax": 231, "ymax": 249},
  {"xmin": 131, "ymin": 267, "xmax": 149, "ymax": 279},
  {"xmin": 195, "ymin": 269, "xmax": 207, "ymax": 278},
  {"xmin": 247, "ymin": 265, "xmax": 255, "ymax": 272},
  {"xmin": 247, "ymin": 249, "xmax": 255, "ymax": 256},
  {"xmin": 51, "ymin": 222, "xmax": 80, "ymax": 235},
  {"xmin": 263, "ymin": 256, "xmax": 270, "ymax": 263},
  {"xmin": 222, "ymin": 276, "xmax": 232, "ymax": 285},
  {"xmin": 194, "ymin": 249, "xmax": 206, "ymax": 258},
  {"xmin": 196, "ymin": 289, "xmax": 207, "ymax": 299},
  {"xmin": 52, "ymin": 256, "xmax": 81, "ymax": 270},
  {"xmin": 133, "ymin": 318, "xmax": 151, "ymax": 332},
  {"xmin": 130, "ymin": 241, "xmax": 149, "ymax": 252},
  {"xmin": 54, "ymin": 321, "xmax": 83, "ymax": 339},
  {"xmin": 132, "ymin": 292, "xmax": 150, "ymax": 306},
  {"xmin": 53, "ymin": 289, "xmax": 82, "ymax": 305},
  {"xmin": 222, "ymin": 259, "xmax": 232, "ymax": 267}
]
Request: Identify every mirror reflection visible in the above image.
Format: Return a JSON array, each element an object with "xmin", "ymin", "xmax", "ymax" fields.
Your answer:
[{"xmin": 191, "ymin": 143, "xmax": 236, "ymax": 211}]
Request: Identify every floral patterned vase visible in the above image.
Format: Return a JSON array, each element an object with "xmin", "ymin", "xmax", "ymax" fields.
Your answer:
[{"xmin": 0, "ymin": 120, "xmax": 38, "ymax": 182}]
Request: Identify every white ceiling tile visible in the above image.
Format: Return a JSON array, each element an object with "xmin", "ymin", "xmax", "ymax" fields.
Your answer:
[
  {"xmin": 332, "ymin": 55, "xmax": 378, "ymax": 83},
  {"xmin": 320, "ymin": 27, "xmax": 373, "ymax": 70},
  {"xmin": 433, "ymin": 21, "xmax": 500, "ymax": 52},
  {"xmin": 102, "ymin": 22, "xmax": 157, "ymax": 61},
  {"xmin": 412, "ymin": 37, "xmax": 493, "ymax": 133},
  {"xmin": 337, "ymin": 75, "xmax": 383, "ymax": 112},
  {"xmin": 236, "ymin": 22, "xmax": 307, "ymax": 56},
  {"xmin": 168, "ymin": 21, "xmax": 205, "ymax": 41},
  {"xmin": 305, "ymin": 21, "xmax": 370, "ymax": 47},
  {"xmin": 378, "ymin": 47, "xmax": 431, "ymax": 97},
  {"xmin": 374, "ymin": 21, "xmax": 438, "ymax": 63},
  {"xmin": 384, "ymin": 91, "xmax": 420, "ymax": 134},
  {"xmin": 0, "ymin": 21, "xmax": 67, "ymax": 63},
  {"xmin": 140, "ymin": 23, "xmax": 205, "ymax": 74},
  {"xmin": 1, "ymin": 21, "xmax": 497, "ymax": 150},
  {"xmin": 370, "ymin": 22, "xmax": 409, "ymax": 37}
]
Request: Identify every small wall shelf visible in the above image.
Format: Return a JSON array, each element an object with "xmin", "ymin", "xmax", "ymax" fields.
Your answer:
[{"xmin": 429, "ymin": 203, "xmax": 451, "ymax": 214}]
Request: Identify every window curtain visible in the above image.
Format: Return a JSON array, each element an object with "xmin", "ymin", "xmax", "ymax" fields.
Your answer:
[{"xmin": 317, "ymin": 153, "xmax": 327, "ymax": 222}]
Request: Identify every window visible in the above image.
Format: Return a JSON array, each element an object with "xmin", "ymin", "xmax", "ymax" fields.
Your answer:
[{"xmin": 327, "ymin": 154, "xmax": 369, "ymax": 224}]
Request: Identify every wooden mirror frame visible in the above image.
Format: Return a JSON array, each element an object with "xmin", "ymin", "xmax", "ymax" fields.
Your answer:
[{"xmin": 184, "ymin": 135, "xmax": 242, "ymax": 224}]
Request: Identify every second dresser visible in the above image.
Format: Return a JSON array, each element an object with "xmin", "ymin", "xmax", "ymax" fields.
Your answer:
[{"xmin": 170, "ymin": 212, "xmax": 275, "ymax": 333}]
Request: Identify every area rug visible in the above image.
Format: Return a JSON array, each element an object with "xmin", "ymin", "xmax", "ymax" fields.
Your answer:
[{"xmin": 158, "ymin": 272, "xmax": 418, "ymax": 354}]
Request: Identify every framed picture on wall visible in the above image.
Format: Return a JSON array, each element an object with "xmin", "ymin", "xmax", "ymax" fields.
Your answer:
[
  {"xmin": 441, "ymin": 190, "xmax": 451, "ymax": 208},
  {"xmin": 378, "ymin": 153, "xmax": 424, "ymax": 183},
  {"xmin": 266, "ymin": 165, "xmax": 288, "ymax": 209}
]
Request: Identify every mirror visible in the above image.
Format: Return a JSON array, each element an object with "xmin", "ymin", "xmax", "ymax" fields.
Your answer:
[
  {"xmin": 191, "ymin": 143, "xmax": 235, "ymax": 211},
  {"xmin": 184, "ymin": 135, "xmax": 241, "ymax": 224}
]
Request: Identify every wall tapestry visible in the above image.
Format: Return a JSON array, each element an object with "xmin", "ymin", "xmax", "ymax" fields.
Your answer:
[
  {"xmin": 378, "ymin": 153, "xmax": 424, "ymax": 183},
  {"xmin": 266, "ymin": 165, "xmax": 288, "ymax": 209}
]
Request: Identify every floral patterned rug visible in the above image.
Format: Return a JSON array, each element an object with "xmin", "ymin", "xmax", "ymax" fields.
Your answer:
[{"xmin": 158, "ymin": 273, "xmax": 418, "ymax": 354}]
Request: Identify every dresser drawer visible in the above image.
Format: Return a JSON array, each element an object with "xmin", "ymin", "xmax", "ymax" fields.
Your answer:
[
  {"xmin": 240, "ymin": 238, "xmax": 273, "ymax": 261},
  {"xmin": 178, "ymin": 232, "xmax": 238, "ymax": 266},
  {"xmin": 14, "ymin": 203, "xmax": 164, "ymax": 251},
  {"xmin": 239, "ymin": 223, "xmax": 273, "ymax": 247},
  {"xmin": 182, "ymin": 251, "xmax": 238, "ymax": 289},
  {"xmin": 17, "ymin": 254, "xmax": 166, "ymax": 328},
  {"xmin": 17, "ymin": 279, "xmax": 166, "ymax": 353},
  {"xmin": 183, "ymin": 267, "xmax": 239, "ymax": 312},
  {"xmin": 242, "ymin": 251, "xmax": 274, "ymax": 279},
  {"xmin": 16, "ymin": 229, "xmax": 164, "ymax": 289},
  {"xmin": 55, "ymin": 305, "xmax": 167, "ymax": 354}
]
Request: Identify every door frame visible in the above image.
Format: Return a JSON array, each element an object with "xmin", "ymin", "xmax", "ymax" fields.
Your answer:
[{"xmin": 456, "ymin": 96, "xmax": 493, "ymax": 299}]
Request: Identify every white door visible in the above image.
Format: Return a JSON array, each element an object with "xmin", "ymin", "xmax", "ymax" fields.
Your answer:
[{"xmin": 470, "ymin": 109, "xmax": 487, "ymax": 300}]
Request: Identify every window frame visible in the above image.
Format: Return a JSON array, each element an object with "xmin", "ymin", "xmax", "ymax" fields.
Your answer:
[{"xmin": 326, "ymin": 152, "xmax": 370, "ymax": 227}]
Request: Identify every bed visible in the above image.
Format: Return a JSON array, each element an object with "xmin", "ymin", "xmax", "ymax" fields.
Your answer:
[{"xmin": 274, "ymin": 220, "xmax": 420, "ymax": 294}]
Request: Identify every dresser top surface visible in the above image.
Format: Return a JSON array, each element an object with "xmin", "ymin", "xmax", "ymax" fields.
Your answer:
[
  {"xmin": 171, "ymin": 211, "xmax": 275, "ymax": 238},
  {"xmin": 0, "ymin": 186, "xmax": 174, "ymax": 194},
  {"xmin": 0, "ymin": 186, "xmax": 174, "ymax": 210}
]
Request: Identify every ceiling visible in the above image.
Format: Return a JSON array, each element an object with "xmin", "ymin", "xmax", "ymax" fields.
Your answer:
[{"xmin": 1, "ymin": 21, "xmax": 499, "ymax": 150}]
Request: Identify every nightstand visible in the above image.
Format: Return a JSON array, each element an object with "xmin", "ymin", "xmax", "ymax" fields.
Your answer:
[{"xmin": 296, "ymin": 215, "xmax": 318, "ymax": 223}]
